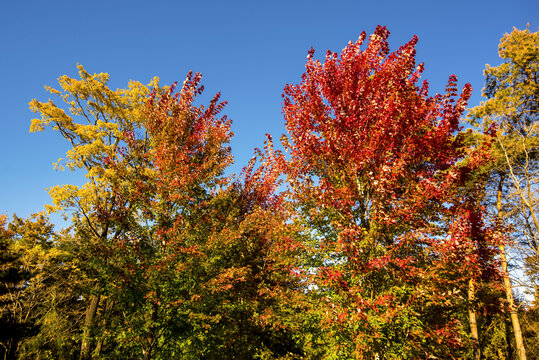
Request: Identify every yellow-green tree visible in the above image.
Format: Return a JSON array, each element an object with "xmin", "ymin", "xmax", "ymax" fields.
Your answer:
[
  {"xmin": 0, "ymin": 214, "xmax": 35, "ymax": 359},
  {"xmin": 0, "ymin": 213, "xmax": 82, "ymax": 359},
  {"xmin": 469, "ymin": 26, "xmax": 538, "ymax": 360},
  {"xmin": 30, "ymin": 66, "xmax": 159, "ymax": 359}
]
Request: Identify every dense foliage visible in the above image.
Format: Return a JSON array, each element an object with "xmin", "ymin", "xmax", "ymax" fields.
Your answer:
[
  {"xmin": 2, "ymin": 26, "xmax": 537, "ymax": 359},
  {"xmin": 280, "ymin": 26, "xmax": 500, "ymax": 358}
]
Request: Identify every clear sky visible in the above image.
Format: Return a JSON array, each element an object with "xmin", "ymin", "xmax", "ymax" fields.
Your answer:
[{"xmin": 1, "ymin": 0, "xmax": 537, "ymax": 226}]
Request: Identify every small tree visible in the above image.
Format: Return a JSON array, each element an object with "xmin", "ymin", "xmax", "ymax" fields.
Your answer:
[
  {"xmin": 0, "ymin": 213, "xmax": 64, "ymax": 360},
  {"xmin": 0, "ymin": 215, "xmax": 33, "ymax": 359}
]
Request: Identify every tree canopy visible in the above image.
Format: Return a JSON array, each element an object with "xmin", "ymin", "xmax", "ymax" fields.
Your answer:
[{"xmin": 2, "ymin": 26, "xmax": 537, "ymax": 359}]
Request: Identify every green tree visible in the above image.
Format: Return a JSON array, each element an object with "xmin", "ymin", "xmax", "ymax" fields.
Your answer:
[{"xmin": 469, "ymin": 26, "xmax": 538, "ymax": 360}]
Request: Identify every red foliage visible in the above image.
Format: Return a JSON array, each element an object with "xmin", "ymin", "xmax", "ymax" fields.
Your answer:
[
  {"xmin": 281, "ymin": 26, "xmax": 500, "ymax": 357},
  {"xmin": 146, "ymin": 72, "xmax": 233, "ymax": 202}
]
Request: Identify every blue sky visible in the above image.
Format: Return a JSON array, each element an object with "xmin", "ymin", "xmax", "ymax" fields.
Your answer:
[{"xmin": 1, "ymin": 0, "xmax": 537, "ymax": 227}]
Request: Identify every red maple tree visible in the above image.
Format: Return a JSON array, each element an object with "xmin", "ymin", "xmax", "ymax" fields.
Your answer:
[{"xmin": 281, "ymin": 26, "xmax": 500, "ymax": 358}]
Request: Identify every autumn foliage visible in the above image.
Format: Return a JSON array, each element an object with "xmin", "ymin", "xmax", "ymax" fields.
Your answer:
[
  {"xmin": 4, "ymin": 26, "xmax": 528, "ymax": 359},
  {"xmin": 281, "ymin": 25, "xmax": 500, "ymax": 358}
]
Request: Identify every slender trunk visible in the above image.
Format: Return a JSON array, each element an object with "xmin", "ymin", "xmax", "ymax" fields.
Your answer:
[
  {"xmin": 499, "ymin": 244, "xmax": 527, "ymax": 360},
  {"xmin": 80, "ymin": 294, "xmax": 100, "ymax": 360},
  {"xmin": 468, "ymin": 278, "xmax": 481, "ymax": 360},
  {"xmin": 496, "ymin": 174, "xmax": 527, "ymax": 360},
  {"xmin": 142, "ymin": 302, "xmax": 158, "ymax": 360},
  {"xmin": 94, "ymin": 339, "xmax": 103, "ymax": 359},
  {"xmin": 504, "ymin": 315, "xmax": 513, "ymax": 359},
  {"xmin": 94, "ymin": 297, "xmax": 113, "ymax": 358}
]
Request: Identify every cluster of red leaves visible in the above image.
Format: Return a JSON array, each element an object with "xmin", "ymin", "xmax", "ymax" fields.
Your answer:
[
  {"xmin": 283, "ymin": 26, "xmax": 477, "ymax": 225},
  {"xmin": 146, "ymin": 72, "xmax": 233, "ymax": 202}
]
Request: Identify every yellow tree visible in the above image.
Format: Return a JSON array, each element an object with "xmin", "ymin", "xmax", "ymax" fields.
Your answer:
[
  {"xmin": 29, "ymin": 65, "xmax": 159, "ymax": 359},
  {"xmin": 469, "ymin": 26, "xmax": 539, "ymax": 360}
]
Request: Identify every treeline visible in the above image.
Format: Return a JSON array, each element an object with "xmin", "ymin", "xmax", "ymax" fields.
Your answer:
[{"xmin": 1, "ymin": 25, "xmax": 537, "ymax": 359}]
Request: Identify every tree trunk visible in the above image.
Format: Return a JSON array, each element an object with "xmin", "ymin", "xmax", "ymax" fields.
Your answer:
[
  {"xmin": 94, "ymin": 339, "xmax": 103, "ymax": 359},
  {"xmin": 499, "ymin": 244, "xmax": 527, "ymax": 360},
  {"xmin": 142, "ymin": 302, "xmax": 158, "ymax": 360},
  {"xmin": 93, "ymin": 297, "xmax": 113, "ymax": 358},
  {"xmin": 468, "ymin": 278, "xmax": 481, "ymax": 360},
  {"xmin": 80, "ymin": 294, "xmax": 100, "ymax": 360},
  {"xmin": 496, "ymin": 174, "xmax": 527, "ymax": 360}
]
